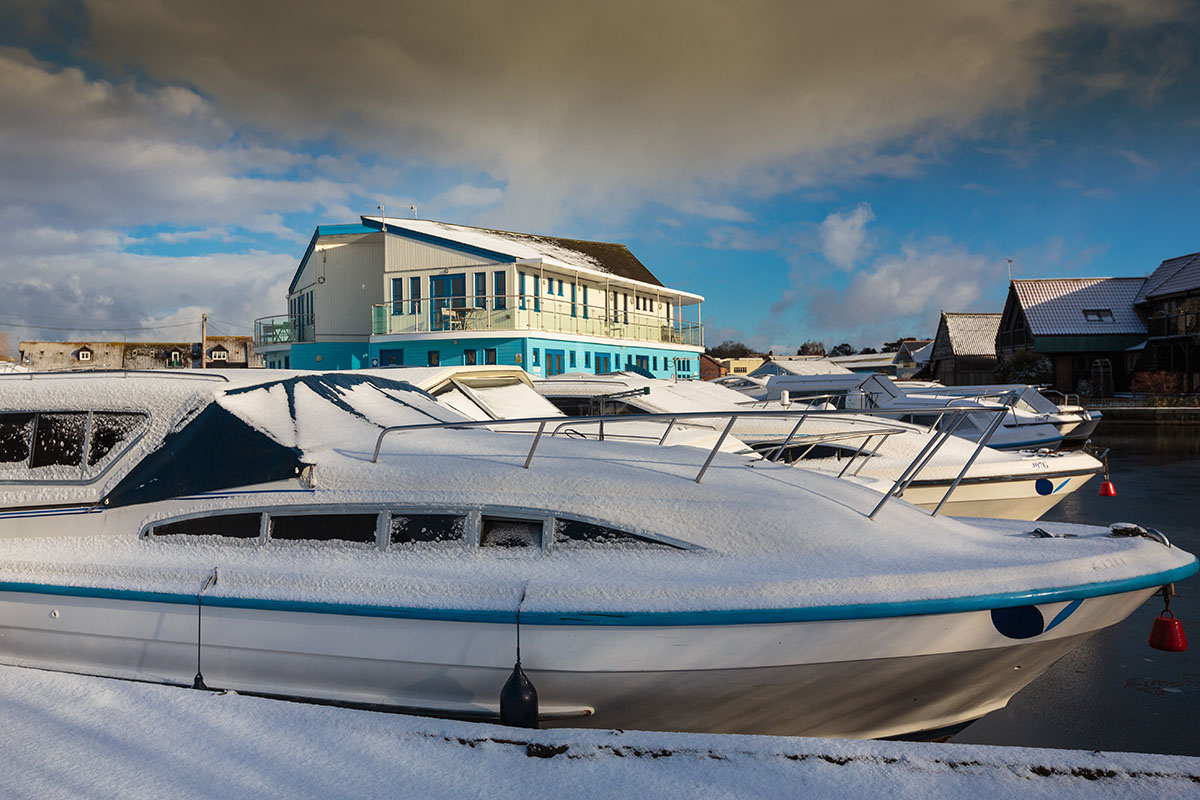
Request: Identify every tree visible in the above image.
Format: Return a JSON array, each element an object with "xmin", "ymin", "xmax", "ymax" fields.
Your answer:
[
  {"xmin": 859, "ymin": 347, "xmax": 878, "ymax": 355},
  {"xmin": 829, "ymin": 343, "xmax": 856, "ymax": 357},
  {"xmin": 706, "ymin": 340, "xmax": 752, "ymax": 359},
  {"xmin": 797, "ymin": 340, "xmax": 825, "ymax": 356},
  {"xmin": 883, "ymin": 337, "xmax": 917, "ymax": 353},
  {"xmin": 995, "ymin": 350, "xmax": 1052, "ymax": 384}
]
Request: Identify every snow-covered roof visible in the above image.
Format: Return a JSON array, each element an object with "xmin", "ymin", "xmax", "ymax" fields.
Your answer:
[
  {"xmin": 1136, "ymin": 251, "xmax": 1200, "ymax": 304},
  {"xmin": 1012, "ymin": 279, "xmax": 1146, "ymax": 336},
  {"xmin": 940, "ymin": 313, "xmax": 1001, "ymax": 356},
  {"xmin": 828, "ymin": 352, "xmax": 898, "ymax": 369},
  {"xmin": 750, "ymin": 357, "xmax": 853, "ymax": 377},
  {"xmin": 361, "ymin": 216, "xmax": 703, "ymax": 301}
]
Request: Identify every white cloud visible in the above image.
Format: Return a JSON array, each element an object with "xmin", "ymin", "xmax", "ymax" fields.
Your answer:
[
  {"xmin": 432, "ymin": 184, "xmax": 505, "ymax": 211},
  {"xmin": 820, "ymin": 203, "xmax": 875, "ymax": 270}
]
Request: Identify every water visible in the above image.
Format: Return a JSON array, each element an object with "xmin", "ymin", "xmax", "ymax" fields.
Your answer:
[{"xmin": 950, "ymin": 423, "xmax": 1200, "ymax": 756}]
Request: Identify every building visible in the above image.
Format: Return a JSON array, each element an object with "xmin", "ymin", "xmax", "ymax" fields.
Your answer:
[
  {"xmin": 749, "ymin": 355, "xmax": 852, "ymax": 378},
  {"xmin": 929, "ymin": 313, "xmax": 1001, "ymax": 386},
  {"xmin": 1136, "ymin": 252, "xmax": 1200, "ymax": 392},
  {"xmin": 19, "ymin": 337, "xmax": 258, "ymax": 371},
  {"xmin": 827, "ymin": 351, "xmax": 902, "ymax": 375},
  {"xmin": 995, "ymin": 279, "xmax": 1147, "ymax": 394},
  {"xmin": 717, "ymin": 356, "xmax": 766, "ymax": 375},
  {"xmin": 699, "ymin": 353, "xmax": 727, "ymax": 381},
  {"xmin": 254, "ymin": 217, "xmax": 705, "ymax": 378}
]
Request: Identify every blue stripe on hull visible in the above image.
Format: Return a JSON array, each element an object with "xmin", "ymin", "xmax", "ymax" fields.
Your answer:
[{"xmin": 0, "ymin": 558, "xmax": 1193, "ymax": 626}]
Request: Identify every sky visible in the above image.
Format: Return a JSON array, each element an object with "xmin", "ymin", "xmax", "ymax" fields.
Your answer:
[{"xmin": 1, "ymin": 0, "xmax": 1198, "ymax": 354}]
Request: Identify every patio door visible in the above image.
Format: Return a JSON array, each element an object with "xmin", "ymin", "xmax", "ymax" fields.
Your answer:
[
  {"xmin": 430, "ymin": 274, "xmax": 466, "ymax": 330},
  {"xmin": 546, "ymin": 349, "xmax": 565, "ymax": 376},
  {"xmin": 594, "ymin": 353, "xmax": 610, "ymax": 373}
]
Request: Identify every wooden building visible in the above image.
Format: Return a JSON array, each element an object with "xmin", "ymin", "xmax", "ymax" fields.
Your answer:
[
  {"xmin": 996, "ymin": 279, "xmax": 1146, "ymax": 394},
  {"xmin": 1135, "ymin": 252, "xmax": 1200, "ymax": 392},
  {"xmin": 929, "ymin": 313, "xmax": 1001, "ymax": 386},
  {"xmin": 19, "ymin": 337, "xmax": 257, "ymax": 371}
]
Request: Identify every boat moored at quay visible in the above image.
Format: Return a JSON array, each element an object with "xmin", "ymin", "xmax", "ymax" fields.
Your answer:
[{"xmin": 0, "ymin": 370, "xmax": 1192, "ymax": 739}]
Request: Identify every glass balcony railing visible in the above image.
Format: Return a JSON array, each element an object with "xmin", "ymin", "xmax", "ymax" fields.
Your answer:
[
  {"xmin": 254, "ymin": 314, "xmax": 316, "ymax": 347},
  {"xmin": 371, "ymin": 294, "xmax": 703, "ymax": 348}
]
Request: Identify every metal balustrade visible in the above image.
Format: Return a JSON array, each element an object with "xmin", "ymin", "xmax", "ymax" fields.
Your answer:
[
  {"xmin": 371, "ymin": 394, "xmax": 1018, "ymax": 521},
  {"xmin": 370, "ymin": 294, "xmax": 702, "ymax": 348},
  {"xmin": 254, "ymin": 314, "xmax": 316, "ymax": 346}
]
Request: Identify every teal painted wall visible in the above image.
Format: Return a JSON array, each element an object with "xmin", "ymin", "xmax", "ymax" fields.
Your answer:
[{"xmin": 289, "ymin": 342, "xmax": 370, "ymax": 370}]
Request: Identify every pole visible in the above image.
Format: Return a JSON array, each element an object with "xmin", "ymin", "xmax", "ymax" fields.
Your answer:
[{"xmin": 201, "ymin": 313, "xmax": 207, "ymax": 369}]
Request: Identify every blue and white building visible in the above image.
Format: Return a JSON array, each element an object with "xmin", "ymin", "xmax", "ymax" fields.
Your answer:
[{"xmin": 255, "ymin": 217, "xmax": 705, "ymax": 377}]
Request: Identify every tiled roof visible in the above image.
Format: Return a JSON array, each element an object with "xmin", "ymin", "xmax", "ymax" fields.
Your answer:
[
  {"xmin": 1136, "ymin": 252, "xmax": 1200, "ymax": 303},
  {"xmin": 942, "ymin": 313, "xmax": 1001, "ymax": 356},
  {"xmin": 1012, "ymin": 278, "xmax": 1146, "ymax": 336}
]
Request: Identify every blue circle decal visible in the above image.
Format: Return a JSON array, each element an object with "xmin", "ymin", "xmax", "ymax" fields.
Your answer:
[
  {"xmin": 991, "ymin": 606, "xmax": 1045, "ymax": 639},
  {"xmin": 1035, "ymin": 478, "xmax": 1053, "ymax": 496}
]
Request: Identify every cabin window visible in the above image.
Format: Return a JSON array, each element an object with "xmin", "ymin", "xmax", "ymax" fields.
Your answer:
[
  {"xmin": 88, "ymin": 412, "xmax": 148, "ymax": 466},
  {"xmin": 553, "ymin": 518, "xmax": 680, "ymax": 550},
  {"xmin": 153, "ymin": 513, "xmax": 263, "ymax": 540},
  {"xmin": 480, "ymin": 516, "xmax": 543, "ymax": 548},
  {"xmin": 0, "ymin": 413, "xmax": 34, "ymax": 465},
  {"xmin": 30, "ymin": 413, "xmax": 87, "ymax": 468},
  {"xmin": 391, "ymin": 513, "xmax": 464, "ymax": 545},
  {"xmin": 269, "ymin": 513, "xmax": 378, "ymax": 544}
]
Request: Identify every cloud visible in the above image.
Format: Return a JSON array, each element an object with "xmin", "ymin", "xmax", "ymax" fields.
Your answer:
[
  {"xmin": 1115, "ymin": 148, "xmax": 1157, "ymax": 170},
  {"xmin": 63, "ymin": 0, "xmax": 1178, "ymax": 225},
  {"xmin": 432, "ymin": 184, "xmax": 505, "ymax": 211},
  {"xmin": 805, "ymin": 237, "xmax": 1003, "ymax": 344},
  {"xmin": 820, "ymin": 203, "xmax": 875, "ymax": 270}
]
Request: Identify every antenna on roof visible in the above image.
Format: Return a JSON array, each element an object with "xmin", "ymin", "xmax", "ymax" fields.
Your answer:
[
  {"xmin": 1006, "ymin": 258, "xmax": 1013, "ymax": 283},
  {"xmin": 410, "ymin": 204, "xmax": 418, "ymax": 219},
  {"xmin": 376, "ymin": 203, "xmax": 386, "ymax": 225}
]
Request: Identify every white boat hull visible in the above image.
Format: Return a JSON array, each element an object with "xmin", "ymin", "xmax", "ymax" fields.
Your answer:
[
  {"xmin": 893, "ymin": 471, "xmax": 1098, "ymax": 520},
  {"xmin": 0, "ymin": 584, "xmax": 1153, "ymax": 739}
]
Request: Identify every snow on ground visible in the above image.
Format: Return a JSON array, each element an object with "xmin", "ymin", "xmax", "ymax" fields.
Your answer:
[{"xmin": 0, "ymin": 665, "xmax": 1195, "ymax": 800}]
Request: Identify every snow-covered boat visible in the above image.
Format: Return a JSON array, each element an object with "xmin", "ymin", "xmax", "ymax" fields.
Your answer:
[
  {"xmin": 0, "ymin": 370, "xmax": 1192, "ymax": 740},
  {"xmin": 536, "ymin": 373, "xmax": 1101, "ymax": 520}
]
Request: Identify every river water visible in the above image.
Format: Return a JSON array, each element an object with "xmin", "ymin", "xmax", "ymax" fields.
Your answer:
[{"xmin": 950, "ymin": 423, "xmax": 1200, "ymax": 756}]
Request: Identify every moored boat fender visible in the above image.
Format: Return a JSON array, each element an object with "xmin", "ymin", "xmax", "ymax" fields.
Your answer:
[
  {"xmin": 1149, "ymin": 584, "xmax": 1188, "ymax": 652},
  {"xmin": 500, "ymin": 663, "xmax": 539, "ymax": 728}
]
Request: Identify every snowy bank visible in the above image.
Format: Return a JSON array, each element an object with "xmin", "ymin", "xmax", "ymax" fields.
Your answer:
[{"xmin": 0, "ymin": 665, "xmax": 1195, "ymax": 799}]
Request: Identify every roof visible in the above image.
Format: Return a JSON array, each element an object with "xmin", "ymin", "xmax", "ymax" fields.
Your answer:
[
  {"xmin": 828, "ymin": 352, "xmax": 897, "ymax": 368},
  {"xmin": 1136, "ymin": 251, "xmax": 1200, "ymax": 304},
  {"xmin": 940, "ymin": 313, "xmax": 1001, "ymax": 356},
  {"xmin": 362, "ymin": 217, "xmax": 680, "ymax": 294},
  {"xmin": 1012, "ymin": 278, "xmax": 1146, "ymax": 336}
]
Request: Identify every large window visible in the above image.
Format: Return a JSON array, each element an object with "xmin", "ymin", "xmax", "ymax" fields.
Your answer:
[
  {"xmin": 409, "ymin": 276, "xmax": 421, "ymax": 314},
  {"xmin": 474, "ymin": 272, "xmax": 486, "ymax": 308},
  {"xmin": 494, "ymin": 271, "xmax": 507, "ymax": 310},
  {"xmin": 391, "ymin": 277, "xmax": 403, "ymax": 315}
]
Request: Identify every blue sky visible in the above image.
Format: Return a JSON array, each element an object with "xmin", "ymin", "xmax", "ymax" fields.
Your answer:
[{"xmin": 1, "ymin": 0, "xmax": 1197, "ymax": 352}]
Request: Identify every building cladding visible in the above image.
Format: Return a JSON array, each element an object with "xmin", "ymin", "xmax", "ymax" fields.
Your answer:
[
  {"xmin": 256, "ymin": 216, "xmax": 706, "ymax": 379},
  {"xmin": 929, "ymin": 313, "xmax": 1001, "ymax": 386}
]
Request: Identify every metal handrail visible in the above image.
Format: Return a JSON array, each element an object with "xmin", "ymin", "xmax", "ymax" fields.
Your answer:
[{"xmin": 370, "ymin": 396, "xmax": 1019, "ymax": 519}]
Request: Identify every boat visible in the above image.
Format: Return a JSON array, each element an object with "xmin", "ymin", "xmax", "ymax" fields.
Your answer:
[
  {"xmin": 894, "ymin": 383, "xmax": 1102, "ymax": 446},
  {"xmin": 0, "ymin": 370, "xmax": 1192, "ymax": 740},
  {"xmin": 536, "ymin": 372, "xmax": 1102, "ymax": 520},
  {"xmin": 746, "ymin": 373, "xmax": 1068, "ymax": 451}
]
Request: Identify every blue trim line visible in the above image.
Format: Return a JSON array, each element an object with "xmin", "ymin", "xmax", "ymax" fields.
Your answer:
[
  {"xmin": 1, "ymin": 559, "xmax": 1193, "ymax": 627},
  {"xmin": 288, "ymin": 224, "xmax": 376, "ymax": 294},
  {"xmin": 0, "ymin": 506, "xmax": 103, "ymax": 520},
  {"xmin": 360, "ymin": 218, "xmax": 517, "ymax": 265}
]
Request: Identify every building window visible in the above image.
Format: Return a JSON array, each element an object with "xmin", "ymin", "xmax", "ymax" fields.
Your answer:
[
  {"xmin": 210, "ymin": 348, "xmax": 228, "ymax": 362},
  {"xmin": 427, "ymin": 350, "xmax": 439, "ymax": 367},
  {"xmin": 1082, "ymin": 309, "xmax": 1114, "ymax": 322},
  {"xmin": 582, "ymin": 285, "xmax": 589, "ymax": 319},
  {"xmin": 474, "ymin": 272, "xmax": 486, "ymax": 308},
  {"xmin": 392, "ymin": 277, "xmax": 403, "ymax": 315},
  {"xmin": 570, "ymin": 282, "xmax": 577, "ymax": 317},
  {"xmin": 519, "ymin": 272, "xmax": 526, "ymax": 310},
  {"xmin": 465, "ymin": 349, "xmax": 477, "ymax": 365},
  {"xmin": 584, "ymin": 351, "xmax": 591, "ymax": 369},
  {"xmin": 168, "ymin": 351, "xmax": 183, "ymax": 366},
  {"xmin": 494, "ymin": 271, "xmax": 507, "ymax": 310},
  {"xmin": 410, "ymin": 277, "xmax": 421, "ymax": 314},
  {"xmin": 569, "ymin": 351, "xmax": 576, "ymax": 368},
  {"xmin": 623, "ymin": 293, "xmax": 629, "ymax": 324},
  {"xmin": 652, "ymin": 356, "xmax": 658, "ymax": 371},
  {"xmin": 78, "ymin": 349, "xmax": 92, "ymax": 362},
  {"xmin": 534, "ymin": 275, "xmax": 540, "ymax": 312},
  {"xmin": 557, "ymin": 279, "xmax": 564, "ymax": 296},
  {"xmin": 485, "ymin": 348, "xmax": 497, "ymax": 365},
  {"xmin": 532, "ymin": 348, "xmax": 540, "ymax": 366}
]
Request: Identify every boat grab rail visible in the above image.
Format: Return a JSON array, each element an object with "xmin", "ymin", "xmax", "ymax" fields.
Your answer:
[{"xmin": 372, "ymin": 392, "xmax": 1019, "ymax": 520}]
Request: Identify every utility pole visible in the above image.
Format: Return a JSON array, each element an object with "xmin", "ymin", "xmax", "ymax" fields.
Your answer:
[{"xmin": 201, "ymin": 313, "xmax": 207, "ymax": 369}]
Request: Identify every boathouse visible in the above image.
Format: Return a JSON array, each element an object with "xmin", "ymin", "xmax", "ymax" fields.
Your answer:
[
  {"xmin": 928, "ymin": 312, "xmax": 1001, "ymax": 386},
  {"xmin": 1135, "ymin": 251, "xmax": 1200, "ymax": 392},
  {"xmin": 996, "ymin": 279, "xmax": 1147, "ymax": 394}
]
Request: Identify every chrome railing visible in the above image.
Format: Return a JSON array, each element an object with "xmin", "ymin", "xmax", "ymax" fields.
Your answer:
[
  {"xmin": 371, "ymin": 395, "xmax": 1017, "ymax": 521},
  {"xmin": 371, "ymin": 294, "xmax": 702, "ymax": 348}
]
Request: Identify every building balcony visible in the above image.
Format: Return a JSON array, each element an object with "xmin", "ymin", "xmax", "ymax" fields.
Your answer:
[
  {"xmin": 1147, "ymin": 310, "xmax": 1200, "ymax": 339},
  {"xmin": 371, "ymin": 294, "xmax": 703, "ymax": 348},
  {"xmin": 254, "ymin": 314, "xmax": 316, "ymax": 347}
]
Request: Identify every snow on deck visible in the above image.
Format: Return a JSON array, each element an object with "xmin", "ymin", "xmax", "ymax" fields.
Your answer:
[{"xmin": 0, "ymin": 665, "xmax": 1195, "ymax": 800}]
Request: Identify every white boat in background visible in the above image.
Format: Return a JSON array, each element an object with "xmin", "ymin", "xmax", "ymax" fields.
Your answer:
[
  {"xmin": 0, "ymin": 370, "xmax": 1191, "ymax": 741},
  {"xmin": 895, "ymin": 383, "xmax": 1101, "ymax": 446},
  {"xmin": 536, "ymin": 373, "xmax": 1101, "ymax": 520}
]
